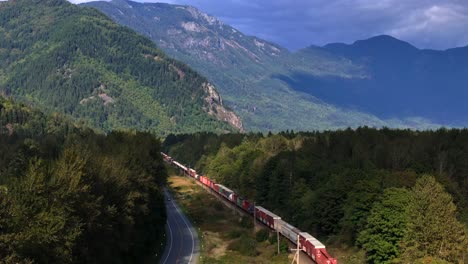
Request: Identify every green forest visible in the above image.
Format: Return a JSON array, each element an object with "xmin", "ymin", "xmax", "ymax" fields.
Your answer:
[
  {"xmin": 0, "ymin": 97, "xmax": 167, "ymax": 263},
  {"xmin": 164, "ymin": 130, "xmax": 468, "ymax": 263},
  {"xmin": 0, "ymin": 0, "xmax": 234, "ymax": 136}
]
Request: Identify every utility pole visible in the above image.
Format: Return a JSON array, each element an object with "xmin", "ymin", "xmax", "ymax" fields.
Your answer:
[
  {"xmin": 277, "ymin": 230, "xmax": 280, "ymax": 255},
  {"xmin": 297, "ymin": 234, "xmax": 300, "ymax": 264},
  {"xmin": 290, "ymin": 234, "xmax": 300, "ymax": 264}
]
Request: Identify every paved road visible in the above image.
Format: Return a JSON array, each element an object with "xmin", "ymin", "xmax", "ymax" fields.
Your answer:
[{"xmin": 160, "ymin": 188, "xmax": 200, "ymax": 264}]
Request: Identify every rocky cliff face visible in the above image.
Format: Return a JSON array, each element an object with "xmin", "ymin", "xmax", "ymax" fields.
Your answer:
[{"xmin": 202, "ymin": 83, "xmax": 244, "ymax": 131}]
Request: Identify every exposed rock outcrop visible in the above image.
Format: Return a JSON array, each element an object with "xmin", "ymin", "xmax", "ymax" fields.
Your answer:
[{"xmin": 202, "ymin": 82, "xmax": 243, "ymax": 132}]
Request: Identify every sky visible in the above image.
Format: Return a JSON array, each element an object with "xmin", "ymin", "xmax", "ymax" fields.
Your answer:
[{"xmin": 69, "ymin": 0, "xmax": 468, "ymax": 51}]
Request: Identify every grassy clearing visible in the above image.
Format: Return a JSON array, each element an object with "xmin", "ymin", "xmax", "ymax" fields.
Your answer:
[{"xmin": 168, "ymin": 173, "xmax": 290, "ymax": 264}]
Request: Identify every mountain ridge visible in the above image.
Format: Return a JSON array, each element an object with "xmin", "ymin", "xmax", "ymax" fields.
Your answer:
[
  {"xmin": 0, "ymin": 0, "xmax": 242, "ymax": 135},
  {"xmin": 86, "ymin": 0, "xmax": 436, "ymax": 131}
]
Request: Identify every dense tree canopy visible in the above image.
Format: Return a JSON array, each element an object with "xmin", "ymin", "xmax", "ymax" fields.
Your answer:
[
  {"xmin": 0, "ymin": 97, "xmax": 167, "ymax": 263},
  {"xmin": 0, "ymin": 0, "xmax": 235, "ymax": 135},
  {"xmin": 164, "ymin": 129, "xmax": 468, "ymax": 263}
]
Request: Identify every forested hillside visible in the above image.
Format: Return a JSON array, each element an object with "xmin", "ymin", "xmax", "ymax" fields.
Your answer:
[
  {"xmin": 164, "ymin": 130, "xmax": 468, "ymax": 263},
  {"xmin": 0, "ymin": 0, "xmax": 241, "ymax": 136},
  {"xmin": 84, "ymin": 0, "xmax": 402, "ymax": 132},
  {"xmin": 0, "ymin": 97, "xmax": 167, "ymax": 263}
]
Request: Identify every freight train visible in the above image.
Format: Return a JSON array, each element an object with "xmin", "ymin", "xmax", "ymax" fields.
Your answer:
[{"xmin": 161, "ymin": 152, "xmax": 338, "ymax": 264}]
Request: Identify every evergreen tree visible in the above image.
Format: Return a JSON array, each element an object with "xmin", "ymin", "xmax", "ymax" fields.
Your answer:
[
  {"xmin": 400, "ymin": 175, "xmax": 466, "ymax": 263},
  {"xmin": 357, "ymin": 188, "xmax": 410, "ymax": 263}
]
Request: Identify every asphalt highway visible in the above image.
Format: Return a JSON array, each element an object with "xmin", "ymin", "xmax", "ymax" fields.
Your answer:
[{"xmin": 160, "ymin": 188, "xmax": 200, "ymax": 264}]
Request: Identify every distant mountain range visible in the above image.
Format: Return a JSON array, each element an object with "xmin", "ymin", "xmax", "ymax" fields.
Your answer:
[
  {"xmin": 295, "ymin": 35, "xmax": 468, "ymax": 125},
  {"xmin": 84, "ymin": 0, "xmax": 467, "ymax": 131},
  {"xmin": 0, "ymin": 0, "xmax": 241, "ymax": 135}
]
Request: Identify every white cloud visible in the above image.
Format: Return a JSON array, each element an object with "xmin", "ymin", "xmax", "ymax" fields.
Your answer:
[
  {"xmin": 386, "ymin": 4, "xmax": 468, "ymax": 49},
  {"xmin": 44, "ymin": 0, "xmax": 468, "ymax": 49}
]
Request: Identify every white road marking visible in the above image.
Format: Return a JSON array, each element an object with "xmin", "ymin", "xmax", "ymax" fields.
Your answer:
[
  {"xmin": 162, "ymin": 197, "xmax": 174, "ymax": 264},
  {"xmin": 167, "ymin": 190, "xmax": 196, "ymax": 264}
]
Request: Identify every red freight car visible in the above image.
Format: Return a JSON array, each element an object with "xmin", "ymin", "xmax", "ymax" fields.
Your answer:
[
  {"xmin": 200, "ymin": 176, "xmax": 208, "ymax": 186},
  {"xmin": 299, "ymin": 232, "xmax": 337, "ymax": 264},
  {"xmin": 242, "ymin": 200, "xmax": 254, "ymax": 213},
  {"xmin": 255, "ymin": 206, "xmax": 281, "ymax": 229}
]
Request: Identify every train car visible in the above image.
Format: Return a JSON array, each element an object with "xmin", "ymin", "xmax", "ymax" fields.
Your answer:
[
  {"xmin": 276, "ymin": 219, "xmax": 301, "ymax": 243},
  {"xmin": 234, "ymin": 196, "xmax": 254, "ymax": 214},
  {"xmin": 243, "ymin": 200, "xmax": 254, "ymax": 214},
  {"xmin": 230, "ymin": 192, "xmax": 238, "ymax": 204},
  {"xmin": 316, "ymin": 249, "xmax": 338, "ymax": 264},
  {"xmin": 216, "ymin": 184, "xmax": 234, "ymax": 200},
  {"xmin": 188, "ymin": 168, "xmax": 197, "ymax": 178},
  {"xmin": 200, "ymin": 175, "xmax": 208, "ymax": 186},
  {"xmin": 299, "ymin": 232, "xmax": 337, "ymax": 264},
  {"xmin": 206, "ymin": 177, "xmax": 216, "ymax": 190},
  {"xmin": 255, "ymin": 206, "xmax": 281, "ymax": 229},
  {"xmin": 172, "ymin": 161, "xmax": 187, "ymax": 172},
  {"xmin": 161, "ymin": 152, "xmax": 172, "ymax": 163},
  {"xmin": 236, "ymin": 196, "xmax": 243, "ymax": 208}
]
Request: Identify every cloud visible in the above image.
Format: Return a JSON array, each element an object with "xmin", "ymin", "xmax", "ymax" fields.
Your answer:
[{"xmin": 70, "ymin": 0, "xmax": 468, "ymax": 50}]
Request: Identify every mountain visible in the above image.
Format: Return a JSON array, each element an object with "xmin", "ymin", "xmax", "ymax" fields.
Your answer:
[
  {"xmin": 0, "ymin": 0, "xmax": 242, "ymax": 136},
  {"xmin": 284, "ymin": 36, "xmax": 468, "ymax": 125},
  {"xmin": 84, "ymin": 0, "xmax": 407, "ymax": 131}
]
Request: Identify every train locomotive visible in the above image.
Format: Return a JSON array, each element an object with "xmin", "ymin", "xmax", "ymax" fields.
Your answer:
[{"xmin": 161, "ymin": 152, "xmax": 337, "ymax": 264}]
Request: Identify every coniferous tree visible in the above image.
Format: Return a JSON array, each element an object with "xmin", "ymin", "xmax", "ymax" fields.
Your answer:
[
  {"xmin": 399, "ymin": 175, "xmax": 466, "ymax": 263},
  {"xmin": 357, "ymin": 188, "xmax": 410, "ymax": 263}
]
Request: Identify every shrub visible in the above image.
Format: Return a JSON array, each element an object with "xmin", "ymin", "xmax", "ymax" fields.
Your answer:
[
  {"xmin": 227, "ymin": 230, "xmax": 242, "ymax": 239},
  {"xmin": 255, "ymin": 229, "xmax": 269, "ymax": 242},
  {"xmin": 227, "ymin": 234, "xmax": 258, "ymax": 256},
  {"xmin": 239, "ymin": 216, "xmax": 253, "ymax": 229}
]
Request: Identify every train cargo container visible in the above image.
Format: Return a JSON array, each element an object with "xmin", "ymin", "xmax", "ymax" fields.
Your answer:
[
  {"xmin": 299, "ymin": 232, "xmax": 337, "ymax": 264},
  {"xmin": 299, "ymin": 232, "xmax": 323, "ymax": 259},
  {"xmin": 276, "ymin": 219, "xmax": 301, "ymax": 243},
  {"xmin": 230, "ymin": 192, "xmax": 238, "ymax": 203},
  {"xmin": 200, "ymin": 176, "xmax": 209, "ymax": 187},
  {"xmin": 216, "ymin": 184, "xmax": 234, "ymax": 200},
  {"xmin": 236, "ymin": 197, "xmax": 243, "ymax": 207},
  {"xmin": 243, "ymin": 200, "xmax": 254, "ymax": 213},
  {"xmin": 172, "ymin": 161, "xmax": 187, "ymax": 172},
  {"xmin": 188, "ymin": 168, "xmax": 197, "ymax": 178},
  {"xmin": 255, "ymin": 206, "xmax": 281, "ymax": 229},
  {"xmin": 316, "ymin": 249, "xmax": 337, "ymax": 264},
  {"xmin": 161, "ymin": 153, "xmax": 173, "ymax": 163},
  {"xmin": 206, "ymin": 178, "xmax": 215, "ymax": 189}
]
